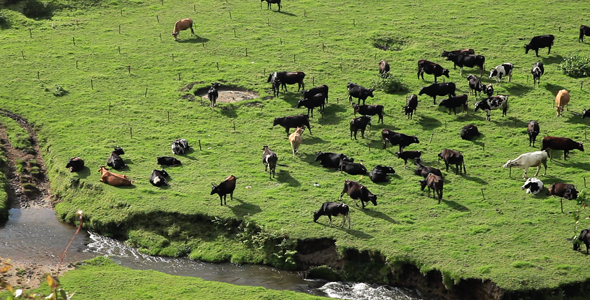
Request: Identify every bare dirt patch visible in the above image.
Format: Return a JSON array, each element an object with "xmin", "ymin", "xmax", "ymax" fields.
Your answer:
[
  {"xmin": 1, "ymin": 260, "xmax": 74, "ymax": 291},
  {"xmin": 193, "ymin": 87, "xmax": 260, "ymax": 103}
]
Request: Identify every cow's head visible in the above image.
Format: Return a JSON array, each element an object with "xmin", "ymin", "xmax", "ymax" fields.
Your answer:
[
  {"xmin": 524, "ymin": 44, "xmax": 531, "ymax": 54},
  {"xmin": 418, "ymin": 86, "xmax": 426, "ymax": 95},
  {"xmin": 210, "ymin": 183, "xmax": 219, "ymax": 195},
  {"xmin": 419, "ymin": 179, "xmax": 428, "ymax": 191},
  {"xmin": 379, "ymin": 166, "xmax": 395, "ymax": 175},
  {"xmin": 413, "ymin": 136, "xmax": 420, "ymax": 144},
  {"xmin": 272, "ymin": 117, "xmax": 282, "ymax": 127},
  {"xmin": 113, "ymin": 146, "xmax": 125, "ymax": 155},
  {"xmin": 367, "ymin": 193, "xmax": 378, "ymax": 206},
  {"xmin": 313, "ymin": 210, "xmax": 321, "ymax": 223},
  {"xmin": 296, "ymin": 99, "xmax": 305, "ymax": 108},
  {"xmin": 473, "ymin": 101, "xmax": 482, "ymax": 112},
  {"xmin": 489, "ymin": 68, "xmax": 498, "ymax": 79},
  {"xmin": 578, "ymin": 143, "xmax": 585, "ymax": 152},
  {"xmin": 442, "ymin": 69, "xmax": 450, "ymax": 78},
  {"xmin": 159, "ymin": 169, "xmax": 169, "ymax": 177},
  {"xmin": 368, "ymin": 89, "xmax": 375, "ymax": 98}
]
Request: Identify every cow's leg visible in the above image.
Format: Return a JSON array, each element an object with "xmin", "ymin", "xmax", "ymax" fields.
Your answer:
[
  {"xmin": 346, "ymin": 214, "xmax": 351, "ymax": 229},
  {"xmin": 190, "ymin": 24, "xmax": 195, "ymax": 36},
  {"xmin": 564, "ymin": 150, "xmax": 569, "ymax": 160},
  {"xmin": 463, "ymin": 162, "xmax": 467, "ymax": 174},
  {"xmin": 542, "ymin": 161, "xmax": 547, "ymax": 176},
  {"xmin": 339, "ymin": 192, "xmax": 344, "ymax": 201},
  {"xmin": 433, "ymin": 96, "xmax": 436, "ymax": 105},
  {"xmin": 361, "ymin": 128, "xmax": 365, "ymax": 139},
  {"xmin": 523, "ymin": 167, "xmax": 529, "ymax": 178},
  {"xmin": 328, "ymin": 215, "xmax": 333, "ymax": 227},
  {"xmin": 534, "ymin": 166, "xmax": 541, "ymax": 177},
  {"xmin": 548, "ymin": 46, "xmax": 551, "ymax": 55}
]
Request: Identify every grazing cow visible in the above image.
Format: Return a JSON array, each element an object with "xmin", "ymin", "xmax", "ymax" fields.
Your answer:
[
  {"xmin": 547, "ymin": 182, "xmax": 578, "ymax": 200},
  {"xmin": 402, "ymin": 94, "xmax": 418, "ymax": 120},
  {"xmin": 172, "ymin": 138, "xmax": 189, "ymax": 155},
  {"xmin": 438, "ymin": 148, "xmax": 466, "ymax": 175},
  {"xmin": 555, "ymin": 89, "xmax": 570, "ymax": 117},
  {"xmin": 207, "ymin": 82, "xmax": 221, "ymax": 108},
  {"xmin": 273, "ymin": 114, "xmax": 312, "ymax": 136},
  {"xmin": 157, "ymin": 156, "xmax": 182, "ymax": 166},
  {"xmin": 65, "ymin": 157, "xmax": 84, "ymax": 172},
  {"xmin": 339, "ymin": 180, "xmax": 377, "ymax": 209},
  {"xmin": 172, "ymin": 18, "xmax": 194, "ymax": 41},
  {"xmin": 289, "ymin": 127, "xmax": 305, "ymax": 157},
  {"xmin": 441, "ymin": 48, "xmax": 475, "ymax": 69},
  {"xmin": 525, "ymin": 35, "xmax": 555, "ymax": 57},
  {"xmin": 369, "ymin": 165, "xmax": 395, "ymax": 183},
  {"xmin": 531, "ymin": 62, "xmax": 544, "ymax": 87},
  {"xmin": 262, "ymin": 145, "xmax": 278, "ymax": 179},
  {"xmin": 467, "ymin": 74, "xmax": 486, "ymax": 97},
  {"xmin": 261, "ymin": 0, "xmax": 281, "ymax": 11},
  {"xmin": 439, "ymin": 94, "xmax": 468, "ymax": 115},
  {"xmin": 460, "ymin": 124, "xmax": 480, "ymax": 140},
  {"xmin": 350, "ymin": 116, "xmax": 372, "ymax": 140},
  {"xmin": 583, "ymin": 109, "xmax": 590, "ymax": 119},
  {"xmin": 269, "ymin": 74, "xmax": 281, "ymax": 97},
  {"xmin": 502, "ymin": 150, "xmax": 548, "ymax": 178},
  {"xmin": 338, "ymin": 160, "xmax": 367, "ymax": 175},
  {"xmin": 417, "ymin": 60, "xmax": 450, "ymax": 83},
  {"xmin": 297, "ymin": 93, "xmax": 326, "ymax": 118},
  {"xmin": 347, "ymin": 82, "xmax": 374, "ymax": 105},
  {"xmin": 302, "ymin": 85, "xmax": 329, "ymax": 104},
  {"xmin": 527, "ymin": 120, "xmax": 540, "ymax": 147},
  {"xmin": 149, "ymin": 169, "xmax": 169, "ymax": 187},
  {"xmin": 419, "ymin": 173, "xmax": 444, "ymax": 203},
  {"xmin": 211, "ymin": 175, "xmax": 237, "ymax": 206},
  {"xmin": 489, "ymin": 63, "xmax": 513, "ymax": 83},
  {"xmin": 419, "ymin": 82, "xmax": 456, "ymax": 104},
  {"xmin": 541, "ymin": 136, "xmax": 584, "ymax": 160},
  {"xmin": 485, "ymin": 84, "xmax": 494, "ymax": 97},
  {"xmin": 107, "ymin": 146, "xmax": 126, "ymax": 170},
  {"xmin": 315, "ymin": 151, "xmax": 354, "ymax": 169},
  {"xmin": 379, "ymin": 60, "xmax": 390, "ymax": 77},
  {"xmin": 451, "ymin": 54, "xmax": 486, "ymax": 76},
  {"xmin": 98, "ymin": 166, "xmax": 132, "ymax": 186},
  {"xmin": 414, "ymin": 160, "xmax": 443, "ymax": 178},
  {"xmin": 522, "ymin": 177, "xmax": 544, "ymax": 195},
  {"xmin": 353, "ymin": 104, "xmax": 384, "ymax": 124},
  {"xmin": 382, "ymin": 129, "xmax": 420, "ymax": 152},
  {"xmin": 474, "ymin": 95, "xmax": 509, "ymax": 121},
  {"xmin": 395, "ymin": 150, "xmax": 422, "ymax": 168},
  {"xmin": 313, "ymin": 202, "xmax": 350, "ymax": 229},
  {"xmin": 580, "ymin": 25, "xmax": 590, "ymax": 43},
  {"xmin": 267, "ymin": 71, "xmax": 305, "ymax": 92},
  {"xmin": 573, "ymin": 229, "xmax": 590, "ymax": 253}
]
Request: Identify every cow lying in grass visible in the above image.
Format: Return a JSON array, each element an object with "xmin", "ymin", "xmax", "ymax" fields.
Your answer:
[
  {"xmin": 98, "ymin": 166, "xmax": 132, "ymax": 186},
  {"xmin": 66, "ymin": 157, "xmax": 84, "ymax": 172},
  {"xmin": 150, "ymin": 169, "xmax": 169, "ymax": 187}
]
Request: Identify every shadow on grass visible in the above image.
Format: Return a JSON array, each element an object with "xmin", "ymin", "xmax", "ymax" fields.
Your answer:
[
  {"xmin": 564, "ymin": 111, "xmax": 586, "ymax": 124},
  {"xmin": 277, "ymin": 10, "xmax": 297, "ymax": 17},
  {"xmin": 494, "ymin": 116, "xmax": 529, "ymax": 128},
  {"xmin": 552, "ymin": 159, "xmax": 590, "ymax": 170},
  {"xmin": 177, "ymin": 36, "xmax": 210, "ymax": 44},
  {"xmin": 216, "ymin": 105, "xmax": 238, "ymax": 118},
  {"xmin": 545, "ymin": 83, "xmax": 566, "ymax": 95},
  {"xmin": 276, "ymin": 170, "xmax": 300, "ymax": 187},
  {"xmin": 338, "ymin": 226, "xmax": 374, "ymax": 239},
  {"xmin": 304, "ymin": 135, "xmax": 325, "ymax": 145},
  {"xmin": 318, "ymin": 103, "xmax": 347, "ymax": 125},
  {"xmin": 442, "ymin": 199, "xmax": 469, "ymax": 211},
  {"xmin": 504, "ymin": 82, "xmax": 533, "ymax": 96},
  {"xmin": 360, "ymin": 208, "xmax": 399, "ymax": 224},
  {"xmin": 463, "ymin": 174, "xmax": 488, "ymax": 185},
  {"xmin": 541, "ymin": 54, "xmax": 564, "ymax": 66},
  {"xmin": 229, "ymin": 198, "xmax": 262, "ymax": 218},
  {"xmin": 417, "ymin": 115, "xmax": 442, "ymax": 130},
  {"xmin": 75, "ymin": 166, "xmax": 91, "ymax": 179}
]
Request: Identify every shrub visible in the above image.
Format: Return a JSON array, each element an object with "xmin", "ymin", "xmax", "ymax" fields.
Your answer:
[
  {"xmin": 52, "ymin": 84, "xmax": 68, "ymax": 97},
  {"xmin": 22, "ymin": 0, "xmax": 56, "ymax": 19},
  {"xmin": 560, "ymin": 55, "xmax": 590, "ymax": 78},
  {"xmin": 0, "ymin": 12, "xmax": 8, "ymax": 28},
  {"xmin": 3, "ymin": 0, "xmax": 24, "ymax": 5},
  {"xmin": 372, "ymin": 75, "xmax": 409, "ymax": 94},
  {"xmin": 370, "ymin": 32, "xmax": 407, "ymax": 51}
]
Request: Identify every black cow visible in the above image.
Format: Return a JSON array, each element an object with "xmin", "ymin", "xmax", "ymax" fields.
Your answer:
[
  {"xmin": 580, "ymin": 25, "xmax": 590, "ymax": 43},
  {"xmin": 467, "ymin": 74, "xmax": 486, "ymax": 97},
  {"xmin": 460, "ymin": 124, "xmax": 480, "ymax": 140},
  {"xmin": 573, "ymin": 229, "xmax": 590, "ymax": 253},
  {"xmin": 382, "ymin": 129, "xmax": 420, "ymax": 152},
  {"xmin": 419, "ymin": 173, "xmax": 444, "ymax": 203},
  {"xmin": 339, "ymin": 180, "xmax": 377, "ymax": 209},
  {"xmin": 211, "ymin": 175, "xmax": 237, "ymax": 206},
  {"xmin": 404, "ymin": 94, "xmax": 418, "ymax": 119},
  {"xmin": 350, "ymin": 116, "xmax": 372, "ymax": 140},
  {"xmin": 417, "ymin": 60, "xmax": 450, "ymax": 83},
  {"xmin": 172, "ymin": 138, "xmax": 189, "ymax": 155},
  {"xmin": 157, "ymin": 156, "xmax": 182, "ymax": 166},
  {"xmin": 302, "ymin": 85, "xmax": 329, "ymax": 104},
  {"xmin": 207, "ymin": 82, "xmax": 221, "ymax": 107},
  {"xmin": 527, "ymin": 120, "xmax": 540, "ymax": 147},
  {"xmin": 353, "ymin": 104, "xmax": 384, "ymax": 124},
  {"xmin": 267, "ymin": 71, "xmax": 305, "ymax": 92},
  {"xmin": 297, "ymin": 93, "xmax": 326, "ymax": 118},
  {"xmin": 438, "ymin": 148, "xmax": 466, "ymax": 175},
  {"xmin": 419, "ymin": 82, "xmax": 456, "ymax": 104},
  {"xmin": 338, "ymin": 160, "xmax": 367, "ymax": 175},
  {"xmin": 531, "ymin": 62, "xmax": 544, "ymax": 87},
  {"xmin": 414, "ymin": 160, "xmax": 443, "ymax": 178},
  {"xmin": 450, "ymin": 54, "xmax": 485, "ymax": 76},
  {"xmin": 541, "ymin": 136, "xmax": 584, "ymax": 160},
  {"xmin": 150, "ymin": 169, "xmax": 169, "ymax": 187},
  {"xmin": 273, "ymin": 114, "xmax": 312, "ymax": 136},
  {"xmin": 347, "ymin": 82, "xmax": 374, "ymax": 105},
  {"xmin": 474, "ymin": 95, "xmax": 509, "ymax": 121},
  {"xmin": 107, "ymin": 146, "xmax": 126, "ymax": 170},
  {"xmin": 262, "ymin": 146, "xmax": 278, "ymax": 179},
  {"xmin": 583, "ymin": 109, "xmax": 590, "ymax": 119},
  {"xmin": 261, "ymin": 0, "xmax": 281, "ymax": 11},
  {"xmin": 65, "ymin": 157, "xmax": 84, "ymax": 172},
  {"xmin": 395, "ymin": 150, "xmax": 422, "ymax": 167},
  {"xmin": 369, "ymin": 165, "xmax": 395, "ymax": 183},
  {"xmin": 315, "ymin": 151, "xmax": 354, "ymax": 169},
  {"xmin": 439, "ymin": 94, "xmax": 468, "ymax": 115},
  {"xmin": 379, "ymin": 60, "xmax": 390, "ymax": 77},
  {"xmin": 314, "ymin": 202, "xmax": 350, "ymax": 228},
  {"xmin": 441, "ymin": 48, "xmax": 475, "ymax": 69},
  {"xmin": 525, "ymin": 35, "xmax": 555, "ymax": 57}
]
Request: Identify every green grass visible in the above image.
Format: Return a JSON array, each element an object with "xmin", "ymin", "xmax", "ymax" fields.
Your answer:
[
  {"xmin": 2, "ymin": 0, "xmax": 590, "ymax": 293},
  {"xmin": 0, "ymin": 116, "xmax": 33, "ymax": 153}
]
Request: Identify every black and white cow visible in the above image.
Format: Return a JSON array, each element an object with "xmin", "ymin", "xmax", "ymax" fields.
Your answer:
[
  {"xmin": 313, "ymin": 202, "xmax": 350, "ymax": 228},
  {"xmin": 347, "ymin": 82, "xmax": 374, "ymax": 105},
  {"xmin": 369, "ymin": 165, "xmax": 396, "ymax": 183},
  {"xmin": 207, "ymin": 82, "xmax": 221, "ymax": 107},
  {"xmin": 474, "ymin": 95, "xmax": 509, "ymax": 121},
  {"xmin": 525, "ymin": 35, "xmax": 555, "ymax": 57},
  {"xmin": 531, "ymin": 62, "xmax": 544, "ymax": 87},
  {"xmin": 157, "ymin": 156, "xmax": 182, "ymax": 166},
  {"xmin": 489, "ymin": 63, "xmax": 513, "ymax": 83},
  {"xmin": 467, "ymin": 74, "xmax": 486, "ymax": 97},
  {"xmin": 172, "ymin": 139, "xmax": 189, "ymax": 155},
  {"xmin": 419, "ymin": 82, "xmax": 456, "ymax": 104},
  {"xmin": 315, "ymin": 151, "xmax": 354, "ymax": 169},
  {"xmin": 485, "ymin": 84, "xmax": 494, "ymax": 97},
  {"xmin": 150, "ymin": 169, "xmax": 169, "ymax": 187},
  {"xmin": 403, "ymin": 94, "xmax": 418, "ymax": 119},
  {"xmin": 417, "ymin": 60, "xmax": 450, "ymax": 83},
  {"xmin": 522, "ymin": 177, "xmax": 544, "ymax": 195}
]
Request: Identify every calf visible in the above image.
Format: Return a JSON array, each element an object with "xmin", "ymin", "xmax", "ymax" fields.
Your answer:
[
  {"xmin": 339, "ymin": 160, "xmax": 367, "ymax": 175},
  {"xmin": 382, "ymin": 129, "xmax": 420, "ymax": 152},
  {"xmin": 172, "ymin": 138, "xmax": 189, "ymax": 155},
  {"xmin": 211, "ymin": 175, "xmax": 237, "ymax": 206},
  {"xmin": 207, "ymin": 82, "xmax": 221, "ymax": 107},
  {"xmin": 502, "ymin": 150, "xmax": 548, "ymax": 178},
  {"xmin": 527, "ymin": 120, "xmax": 540, "ymax": 147},
  {"xmin": 379, "ymin": 60, "xmax": 390, "ymax": 77},
  {"xmin": 522, "ymin": 177, "xmax": 544, "ymax": 195},
  {"xmin": 525, "ymin": 35, "xmax": 555, "ymax": 57},
  {"xmin": 414, "ymin": 160, "xmax": 443, "ymax": 178},
  {"xmin": 419, "ymin": 82, "xmax": 456, "ymax": 104},
  {"xmin": 474, "ymin": 95, "xmax": 509, "ymax": 121},
  {"xmin": 467, "ymin": 74, "xmax": 486, "ymax": 97},
  {"xmin": 347, "ymin": 82, "xmax": 374, "ymax": 105},
  {"xmin": 339, "ymin": 180, "xmax": 377, "ymax": 209},
  {"xmin": 273, "ymin": 114, "xmax": 312, "ymax": 136},
  {"xmin": 555, "ymin": 89, "xmax": 570, "ymax": 117},
  {"xmin": 438, "ymin": 148, "xmax": 466, "ymax": 175},
  {"xmin": 350, "ymin": 116, "xmax": 372, "ymax": 140},
  {"xmin": 460, "ymin": 124, "xmax": 480, "ymax": 140},
  {"xmin": 262, "ymin": 145, "xmax": 278, "ymax": 179},
  {"xmin": 580, "ymin": 25, "xmax": 590, "ymax": 43},
  {"xmin": 451, "ymin": 54, "xmax": 485, "ymax": 76},
  {"xmin": 313, "ymin": 202, "xmax": 350, "ymax": 228},
  {"xmin": 441, "ymin": 48, "xmax": 475, "ymax": 69},
  {"xmin": 98, "ymin": 166, "xmax": 132, "ymax": 186},
  {"xmin": 417, "ymin": 60, "xmax": 450, "ymax": 83},
  {"xmin": 289, "ymin": 127, "xmax": 305, "ymax": 157},
  {"xmin": 107, "ymin": 146, "xmax": 126, "ymax": 170},
  {"xmin": 302, "ymin": 85, "xmax": 329, "ymax": 104},
  {"xmin": 489, "ymin": 63, "xmax": 513, "ymax": 83},
  {"xmin": 439, "ymin": 94, "xmax": 468, "ymax": 115},
  {"xmin": 297, "ymin": 93, "xmax": 326, "ymax": 118},
  {"xmin": 419, "ymin": 173, "xmax": 444, "ymax": 203},
  {"xmin": 403, "ymin": 94, "xmax": 418, "ymax": 119},
  {"xmin": 485, "ymin": 84, "xmax": 494, "ymax": 97},
  {"xmin": 531, "ymin": 62, "xmax": 544, "ymax": 87},
  {"xmin": 315, "ymin": 151, "xmax": 354, "ymax": 169},
  {"xmin": 573, "ymin": 229, "xmax": 590, "ymax": 254},
  {"xmin": 395, "ymin": 150, "xmax": 422, "ymax": 168},
  {"xmin": 65, "ymin": 157, "xmax": 84, "ymax": 172},
  {"xmin": 353, "ymin": 104, "xmax": 384, "ymax": 124},
  {"xmin": 157, "ymin": 156, "xmax": 182, "ymax": 166},
  {"xmin": 369, "ymin": 165, "xmax": 396, "ymax": 183},
  {"xmin": 547, "ymin": 182, "xmax": 578, "ymax": 200},
  {"xmin": 541, "ymin": 136, "xmax": 584, "ymax": 160},
  {"xmin": 149, "ymin": 169, "xmax": 169, "ymax": 187},
  {"xmin": 583, "ymin": 109, "xmax": 590, "ymax": 119}
]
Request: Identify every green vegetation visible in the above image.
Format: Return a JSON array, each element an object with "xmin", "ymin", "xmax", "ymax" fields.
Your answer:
[
  {"xmin": 0, "ymin": 150, "xmax": 7, "ymax": 223},
  {"xmin": 0, "ymin": 116, "xmax": 33, "ymax": 153},
  {"xmin": 2, "ymin": 0, "xmax": 590, "ymax": 294},
  {"xmin": 560, "ymin": 55, "xmax": 590, "ymax": 77}
]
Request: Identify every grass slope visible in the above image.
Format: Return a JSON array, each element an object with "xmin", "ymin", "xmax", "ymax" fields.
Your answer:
[{"xmin": 2, "ymin": 0, "xmax": 590, "ymax": 292}]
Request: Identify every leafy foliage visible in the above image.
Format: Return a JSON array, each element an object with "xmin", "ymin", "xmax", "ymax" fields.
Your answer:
[
  {"xmin": 371, "ymin": 75, "xmax": 409, "ymax": 94},
  {"xmin": 52, "ymin": 85, "xmax": 68, "ymax": 97},
  {"xmin": 22, "ymin": 0, "xmax": 55, "ymax": 19},
  {"xmin": 559, "ymin": 55, "xmax": 590, "ymax": 77}
]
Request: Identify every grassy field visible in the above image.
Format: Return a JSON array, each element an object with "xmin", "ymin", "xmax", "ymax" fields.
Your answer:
[{"xmin": 2, "ymin": 0, "xmax": 590, "ymax": 293}]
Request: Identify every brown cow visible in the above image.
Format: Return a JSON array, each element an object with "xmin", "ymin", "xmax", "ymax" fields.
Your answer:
[
  {"xmin": 555, "ymin": 89, "xmax": 570, "ymax": 117},
  {"xmin": 419, "ymin": 173, "xmax": 444, "ymax": 203},
  {"xmin": 289, "ymin": 127, "xmax": 304, "ymax": 157},
  {"xmin": 98, "ymin": 166, "xmax": 132, "ymax": 186},
  {"xmin": 172, "ymin": 18, "xmax": 195, "ymax": 41},
  {"xmin": 379, "ymin": 60, "xmax": 390, "ymax": 77}
]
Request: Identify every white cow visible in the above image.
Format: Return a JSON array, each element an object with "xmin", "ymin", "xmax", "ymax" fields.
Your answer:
[
  {"xmin": 521, "ymin": 177, "xmax": 544, "ymax": 194},
  {"xmin": 489, "ymin": 63, "xmax": 514, "ymax": 83},
  {"xmin": 502, "ymin": 150, "xmax": 548, "ymax": 178}
]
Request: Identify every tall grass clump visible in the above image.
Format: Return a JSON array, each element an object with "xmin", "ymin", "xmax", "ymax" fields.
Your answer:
[
  {"xmin": 369, "ymin": 32, "xmax": 407, "ymax": 51},
  {"xmin": 560, "ymin": 55, "xmax": 590, "ymax": 77},
  {"xmin": 372, "ymin": 75, "xmax": 409, "ymax": 93}
]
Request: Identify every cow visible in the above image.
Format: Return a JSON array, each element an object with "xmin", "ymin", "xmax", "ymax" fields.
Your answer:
[
  {"xmin": 269, "ymin": 74, "xmax": 281, "ymax": 97},
  {"xmin": 438, "ymin": 148, "xmax": 466, "ymax": 175},
  {"xmin": 382, "ymin": 129, "xmax": 420, "ymax": 152},
  {"xmin": 350, "ymin": 116, "xmax": 372, "ymax": 140},
  {"xmin": 347, "ymin": 82, "xmax": 374, "ymax": 105},
  {"xmin": 522, "ymin": 177, "xmax": 544, "ymax": 195},
  {"xmin": 262, "ymin": 145, "xmax": 278, "ymax": 179},
  {"xmin": 157, "ymin": 156, "xmax": 182, "ymax": 166},
  {"xmin": 450, "ymin": 54, "xmax": 486, "ymax": 76},
  {"xmin": 339, "ymin": 180, "xmax": 377, "ymax": 209},
  {"xmin": 460, "ymin": 124, "xmax": 480, "ymax": 140},
  {"xmin": 502, "ymin": 151, "xmax": 548, "ymax": 178},
  {"xmin": 379, "ymin": 60, "xmax": 390, "ymax": 77},
  {"xmin": 261, "ymin": 0, "xmax": 281, "ymax": 11},
  {"xmin": 419, "ymin": 82, "xmax": 456, "ymax": 104},
  {"xmin": 315, "ymin": 151, "xmax": 354, "ymax": 169},
  {"xmin": 98, "ymin": 166, "xmax": 132, "ymax": 186},
  {"xmin": 403, "ymin": 94, "xmax": 418, "ymax": 119},
  {"xmin": 65, "ymin": 157, "xmax": 84, "ymax": 172},
  {"xmin": 441, "ymin": 48, "xmax": 475, "ymax": 69},
  {"xmin": 573, "ymin": 229, "xmax": 590, "ymax": 253},
  {"xmin": 207, "ymin": 82, "xmax": 221, "ymax": 108},
  {"xmin": 467, "ymin": 74, "xmax": 486, "ymax": 97},
  {"xmin": 172, "ymin": 138, "xmax": 189, "ymax": 155},
  {"xmin": 267, "ymin": 71, "xmax": 305, "ymax": 92},
  {"xmin": 338, "ymin": 160, "xmax": 367, "ymax": 175},
  {"xmin": 485, "ymin": 84, "xmax": 494, "ymax": 97},
  {"xmin": 172, "ymin": 18, "xmax": 194, "ymax": 41},
  {"xmin": 489, "ymin": 63, "xmax": 513, "ymax": 83},
  {"xmin": 580, "ymin": 25, "xmax": 590, "ymax": 43},
  {"xmin": 273, "ymin": 114, "xmax": 312, "ymax": 136},
  {"xmin": 417, "ymin": 60, "xmax": 450, "ymax": 83},
  {"xmin": 297, "ymin": 93, "xmax": 326, "ymax": 118},
  {"xmin": 419, "ymin": 173, "xmax": 444, "ymax": 203},
  {"xmin": 547, "ymin": 182, "xmax": 578, "ymax": 200},
  {"xmin": 211, "ymin": 175, "xmax": 237, "ymax": 206},
  {"xmin": 289, "ymin": 127, "xmax": 305, "ymax": 157},
  {"xmin": 541, "ymin": 136, "xmax": 584, "ymax": 160},
  {"xmin": 474, "ymin": 95, "xmax": 509, "ymax": 121},
  {"xmin": 369, "ymin": 165, "xmax": 396, "ymax": 183},
  {"xmin": 107, "ymin": 146, "xmax": 126, "ymax": 170},
  {"xmin": 149, "ymin": 169, "xmax": 169, "ymax": 187},
  {"xmin": 583, "ymin": 109, "xmax": 590, "ymax": 119},
  {"xmin": 555, "ymin": 89, "xmax": 570, "ymax": 117},
  {"xmin": 353, "ymin": 104, "xmax": 384, "ymax": 124},
  {"xmin": 313, "ymin": 202, "xmax": 350, "ymax": 229},
  {"xmin": 302, "ymin": 85, "xmax": 329, "ymax": 104},
  {"xmin": 414, "ymin": 160, "xmax": 443, "ymax": 178},
  {"xmin": 525, "ymin": 35, "xmax": 555, "ymax": 57},
  {"xmin": 531, "ymin": 62, "xmax": 544, "ymax": 87},
  {"xmin": 527, "ymin": 120, "xmax": 540, "ymax": 147},
  {"xmin": 439, "ymin": 94, "xmax": 468, "ymax": 115},
  {"xmin": 395, "ymin": 150, "xmax": 422, "ymax": 168}
]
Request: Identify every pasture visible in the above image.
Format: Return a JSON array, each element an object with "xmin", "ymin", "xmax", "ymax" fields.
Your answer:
[{"xmin": 2, "ymin": 0, "xmax": 590, "ymax": 294}]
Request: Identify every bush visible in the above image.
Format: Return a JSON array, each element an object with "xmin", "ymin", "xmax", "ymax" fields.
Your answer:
[
  {"xmin": 372, "ymin": 75, "xmax": 409, "ymax": 94},
  {"xmin": 0, "ymin": 13, "xmax": 8, "ymax": 28},
  {"xmin": 560, "ymin": 55, "xmax": 590, "ymax": 78},
  {"xmin": 22, "ymin": 0, "xmax": 55, "ymax": 19},
  {"xmin": 370, "ymin": 32, "xmax": 407, "ymax": 51},
  {"xmin": 52, "ymin": 84, "xmax": 68, "ymax": 97},
  {"xmin": 3, "ymin": 0, "xmax": 24, "ymax": 5}
]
